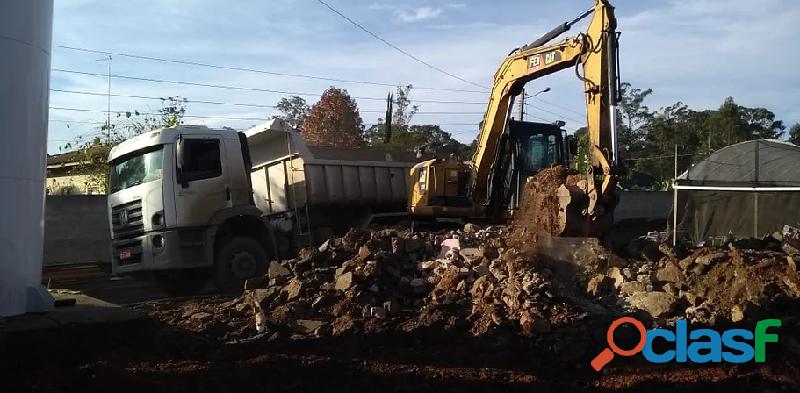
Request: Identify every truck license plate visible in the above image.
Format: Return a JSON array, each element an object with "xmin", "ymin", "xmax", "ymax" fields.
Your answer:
[{"xmin": 119, "ymin": 248, "xmax": 132, "ymax": 260}]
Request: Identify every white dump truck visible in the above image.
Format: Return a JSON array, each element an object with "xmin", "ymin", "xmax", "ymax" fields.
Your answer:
[{"xmin": 107, "ymin": 119, "xmax": 418, "ymax": 293}]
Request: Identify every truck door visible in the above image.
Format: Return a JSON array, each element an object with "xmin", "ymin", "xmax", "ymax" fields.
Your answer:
[{"xmin": 174, "ymin": 135, "xmax": 230, "ymax": 228}]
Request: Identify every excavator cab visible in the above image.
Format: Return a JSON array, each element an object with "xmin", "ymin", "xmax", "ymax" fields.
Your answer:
[
  {"xmin": 486, "ymin": 120, "xmax": 573, "ymax": 214},
  {"xmin": 409, "ymin": 120, "xmax": 575, "ymax": 220}
]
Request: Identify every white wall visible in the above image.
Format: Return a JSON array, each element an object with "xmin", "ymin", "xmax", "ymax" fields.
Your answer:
[{"xmin": 0, "ymin": 0, "xmax": 54, "ymax": 317}]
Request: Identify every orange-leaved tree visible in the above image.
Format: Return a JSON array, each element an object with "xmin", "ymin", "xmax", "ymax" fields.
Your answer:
[{"xmin": 301, "ymin": 87, "xmax": 364, "ymax": 148}]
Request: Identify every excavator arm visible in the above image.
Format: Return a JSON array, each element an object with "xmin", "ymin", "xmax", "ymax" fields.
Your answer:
[{"xmin": 470, "ymin": 0, "xmax": 620, "ymax": 234}]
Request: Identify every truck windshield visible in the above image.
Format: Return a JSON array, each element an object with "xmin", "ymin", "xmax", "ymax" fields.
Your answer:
[{"xmin": 109, "ymin": 147, "xmax": 164, "ymax": 193}]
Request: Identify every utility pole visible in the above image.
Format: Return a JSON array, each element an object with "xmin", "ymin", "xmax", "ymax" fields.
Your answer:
[
  {"xmin": 518, "ymin": 89, "xmax": 525, "ymax": 121},
  {"xmin": 383, "ymin": 93, "xmax": 393, "ymax": 144},
  {"xmin": 96, "ymin": 55, "xmax": 112, "ymax": 143}
]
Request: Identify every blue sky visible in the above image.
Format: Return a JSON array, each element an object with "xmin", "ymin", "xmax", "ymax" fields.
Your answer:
[{"xmin": 49, "ymin": 0, "xmax": 800, "ymax": 153}]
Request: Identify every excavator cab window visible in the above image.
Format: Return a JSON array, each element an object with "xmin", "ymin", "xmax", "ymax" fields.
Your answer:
[{"xmin": 523, "ymin": 133, "xmax": 560, "ymax": 173}]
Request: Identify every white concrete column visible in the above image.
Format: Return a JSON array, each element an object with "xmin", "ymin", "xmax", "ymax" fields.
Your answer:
[{"xmin": 0, "ymin": 0, "xmax": 55, "ymax": 317}]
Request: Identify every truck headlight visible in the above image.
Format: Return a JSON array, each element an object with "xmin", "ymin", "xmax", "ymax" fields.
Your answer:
[{"xmin": 152, "ymin": 211, "xmax": 164, "ymax": 227}]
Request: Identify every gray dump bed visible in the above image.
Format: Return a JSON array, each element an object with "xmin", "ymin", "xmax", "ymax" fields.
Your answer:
[{"xmin": 244, "ymin": 120, "xmax": 419, "ymax": 217}]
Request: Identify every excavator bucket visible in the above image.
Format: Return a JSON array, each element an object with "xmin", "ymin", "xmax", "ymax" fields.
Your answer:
[
  {"xmin": 513, "ymin": 167, "xmax": 616, "ymax": 239},
  {"xmin": 556, "ymin": 181, "xmax": 615, "ymax": 237}
]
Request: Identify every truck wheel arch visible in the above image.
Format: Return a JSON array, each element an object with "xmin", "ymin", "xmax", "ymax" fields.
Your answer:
[{"xmin": 205, "ymin": 206, "xmax": 276, "ymax": 267}]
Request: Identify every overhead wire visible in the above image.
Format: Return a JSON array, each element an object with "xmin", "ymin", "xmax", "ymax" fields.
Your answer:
[
  {"xmin": 57, "ymin": 44, "xmax": 488, "ymax": 94},
  {"xmin": 51, "ymin": 69, "xmax": 489, "ymax": 106},
  {"xmin": 312, "ymin": 0, "xmax": 487, "ymax": 90}
]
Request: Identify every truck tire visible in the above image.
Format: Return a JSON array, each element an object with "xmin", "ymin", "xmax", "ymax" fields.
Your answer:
[{"xmin": 214, "ymin": 236, "xmax": 268, "ymax": 293}]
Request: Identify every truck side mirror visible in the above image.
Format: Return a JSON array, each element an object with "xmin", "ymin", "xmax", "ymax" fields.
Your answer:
[
  {"xmin": 566, "ymin": 135, "xmax": 578, "ymax": 157},
  {"xmin": 176, "ymin": 135, "xmax": 189, "ymax": 188}
]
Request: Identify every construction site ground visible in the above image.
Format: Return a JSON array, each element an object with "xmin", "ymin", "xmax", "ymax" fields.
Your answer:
[
  {"xmin": 2, "ymin": 295, "xmax": 796, "ymax": 392},
  {"xmin": 4, "ymin": 219, "xmax": 800, "ymax": 392}
]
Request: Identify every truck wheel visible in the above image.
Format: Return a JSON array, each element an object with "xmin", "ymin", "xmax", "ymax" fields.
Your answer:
[
  {"xmin": 214, "ymin": 236, "xmax": 267, "ymax": 292},
  {"xmin": 153, "ymin": 269, "xmax": 209, "ymax": 297}
]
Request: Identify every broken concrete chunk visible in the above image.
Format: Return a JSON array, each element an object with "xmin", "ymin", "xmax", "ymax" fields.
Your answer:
[
  {"xmin": 463, "ymin": 223, "xmax": 480, "ymax": 233},
  {"xmin": 369, "ymin": 306, "xmax": 387, "ymax": 319},
  {"xmin": 627, "ymin": 291, "xmax": 676, "ymax": 318},
  {"xmin": 291, "ymin": 319, "xmax": 324, "ymax": 334},
  {"xmin": 268, "ymin": 261, "xmax": 291, "ymax": 279},
  {"xmin": 656, "ymin": 264, "xmax": 685, "ymax": 284},
  {"xmin": 282, "ymin": 278, "xmax": 303, "ymax": 300},
  {"xmin": 731, "ymin": 304, "xmax": 745, "ymax": 323},
  {"xmin": 607, "ymin": 267, "xmax": 625, "ymax": 288},
  {"xmin": 459, "ymin": 247, "xmax": 484, "ymax": 263},
  {"xmin": 586, "ymin": 274, "xmax": 615, "ymax": 297},
  {"xmin": 335, "ymin": 272, "xmax": 354, "ymax": 291},
  {"xmin": 439, "ymin": 238, "xmax": 461, "ymax": 257},
  {"xmin": 190, "ymin": 312, "xmax": 212, "ymax": 321}
]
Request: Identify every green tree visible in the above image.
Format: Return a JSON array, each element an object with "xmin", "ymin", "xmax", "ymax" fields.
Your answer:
[
  {"xmin": 273, "ymin": 95, "xmax": 309, "ymax": 129},
  {"xmin": 789, "ymin": 123, "xmax": 800, "ymax": 145},
  {"xmin": 634, "ymin": 102, "xmax": 701, "ymax": 183},
  {"xmin": 302, "ymin": 87, "xmax": 364, "ymax": 148},
  {"xmin": 60, "ymin": 97, "xmax": 188, "ymax": 193},
  {"xmin": 616, "ymin": 82, "xmax": 654, "ymax": 162},
  {"xmin": 364, "ymin": 85, "xmax": 473, "ymax": 159}
]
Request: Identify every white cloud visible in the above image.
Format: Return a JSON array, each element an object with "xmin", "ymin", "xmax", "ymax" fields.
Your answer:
[{"xmin": 395, "ymin": 7, "xmax": 443, "ymax": 23}]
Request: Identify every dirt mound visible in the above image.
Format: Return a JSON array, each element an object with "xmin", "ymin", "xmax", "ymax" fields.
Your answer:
[{"xmin": 510, "ymin": 166, "xmax": 577, "ymax": 247}]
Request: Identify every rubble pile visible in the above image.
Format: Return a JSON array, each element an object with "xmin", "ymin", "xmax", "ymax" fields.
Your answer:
[
  {"xmin": 235, "ymin": 222, "xmax": 800, "ymax": 344},
  {"xmin": 605, "ymin": 228, "xmax": 800, "ymax": 326},
  {"xmin": 241, "ymin": 224, "xmax": 613, "ymax": 340}
]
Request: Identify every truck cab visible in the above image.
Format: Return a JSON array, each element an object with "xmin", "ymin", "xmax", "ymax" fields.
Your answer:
[{"xmin": 107, "ymin": 125, "xmax": 273, "ymax": 293}]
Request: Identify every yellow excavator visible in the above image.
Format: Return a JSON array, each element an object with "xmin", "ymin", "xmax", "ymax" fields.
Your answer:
[{"xmin": 408, "ymin": 0, "xmax": 620, "ymax": 237}]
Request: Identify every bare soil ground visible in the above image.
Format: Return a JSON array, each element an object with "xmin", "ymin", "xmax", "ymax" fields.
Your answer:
[
  {"xmin": 1, "ymin": 295, "xmax": 797, "ymax": 393},
  {"xmin": 5, "ymin": 224, "xmax": 800, "ymax": 392}
]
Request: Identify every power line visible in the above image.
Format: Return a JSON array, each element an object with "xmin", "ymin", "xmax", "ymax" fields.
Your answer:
[
  {"xmin": 51, "ymin": 89, "xmax": 278, "ymax": 109},
  {"xmin": 51, "ymin": 88, "xmax": 486, "ymax": 115},
  {"xmin": 529, "ymin": 95, "xmax": 585, "ymax": 117},
  {"xmin": 57, "ymin": 44, "xmax": 487, "ymax": 94},
  {"xmin": 313, "ymin": 0, "xmax": 487, "ymax": 90},
  {"xmin": 50, "ymin": 106, "xmax": 269, "ymax": 122},
  {"xmin": 51, "ymin": 69, "xmax": 488, "ymax": 106},
  {"xmin": 525, "ymin": 102, "xmax": 584, "ymax": 124}
]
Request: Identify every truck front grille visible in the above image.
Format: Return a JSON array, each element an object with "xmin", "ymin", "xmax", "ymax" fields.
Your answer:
[{"xmin": 111, "ymin": 200, "xmax": 144, "ymax": 240}]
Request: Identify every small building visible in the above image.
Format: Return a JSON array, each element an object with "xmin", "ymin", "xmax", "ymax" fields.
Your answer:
[
  {"xmin": 46, "ymin": 149, "xmax": 106, "ymax": 195},
  {"xmin": 673, "ymin": 139, "xmax": 800, "ymax": 245}
]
